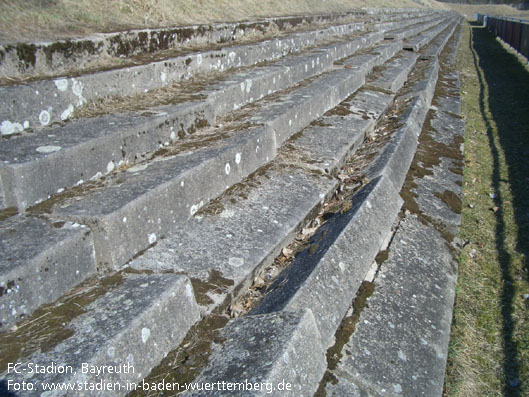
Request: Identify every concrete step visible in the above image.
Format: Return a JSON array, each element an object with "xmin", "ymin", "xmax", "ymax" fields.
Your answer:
[
  {"xmin": 372, "ymin": 12, "xmax": 440, "ymax": 33},
  {"xmin": 0, "ymin": 32, "xmax": 410, "ymax": 328},
  {"xmin": 0, "ymin": 11, "xmax": 462, "ymax": 396},
  {"xmin": 179, "ymin": 18, "xmax": 460, "ymax": 395},
  {"xmin": 323, "ymin": 27, "xmax": 464, "ymax": 395},
  {"xmin": 404, "ymin": 18, "xmax": 454, "ymax": 52},
  {"xmin": 0, "ymin": 32, "xmax": 383, "ymax": 211},
  {"xmin": 0, "ymin": 22, "xmax": 366, "ymax": 134},
  {"xmin": 27, "ymin": 39, "xmax": 401, "ymax": 271},
  {"xmin": 385, "ymin": 16, "xmax": 446, "ymax": 40},
  {"xmin": 2, "ymin": 272, "xmax": 201, "ymax": 395},
  {"xmin": 0, "ymin": 216, "xmax": 95, "ymax": 330},
  {"xmin": 0, "ymin": 12, "xmax": 366, "ymax": 80}
]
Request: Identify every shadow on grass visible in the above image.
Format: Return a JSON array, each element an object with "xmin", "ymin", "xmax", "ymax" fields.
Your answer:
[{"xmin": 469, "ymin": 21, "xmax": 529, "ymax": 396}]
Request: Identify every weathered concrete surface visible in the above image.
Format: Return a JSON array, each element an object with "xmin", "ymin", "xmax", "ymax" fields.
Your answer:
[
  {"xmin": 129, "ymin": 169, "xmax": 336, "ymax": 287},
  {"xmin": 46, "ymin": 48, "xmax": 385, "ymax": 270},
  {"xmin": 322, "ymin": 26, "xmax": 463, "ymax": 397},
  {"xmin": 253, "ymin": 175, "xmax": 402, "ymax": 349},
  {"xmin": 404, "ymin": 19, "xmax": 452, "ymax": 52},
  {"xmin": 366, "ymin": 57, "xmax": 440, "ymax": 192},
  {"xmin": 185, "ymin": 310, "xmax": 325, "ymax": 396},
  {"xmin": 325, "ymin": 215, "xmax": 458, "ymax": 397},
  {"xmin": 0, "ymin": 216, "xmax": 95, "ymax": 331},
  {"xmin": 421, "ymin": 18, "xmax": 461, "ymax": 60},
  {"xmin": 3, "ymin": 273, "xmax": 200, "ymax": 396},
  {"xmin": 0, "ymin": 30, "xmax": 382, "ymax": 211},
  {"xmin": 0, "ymin": 101, "xmax": 215, "ymax": 210},
  {"xmin": 372, "ymin": 12, "xmax": 439, "ymax": 32},
  {"xmin": 0, "ymin": 12, "xmax": 364, "ymax": 79},
  {"xmin": 368, "ymin": 51, "xmax": 419, "ymax": 93},
  {"xmin": 0, "ymin": 22, "xmax": 365, "ymax": 133},
  {"xmin": 384, "ymin": 16, "xmax": 445, "ymax": 40}
]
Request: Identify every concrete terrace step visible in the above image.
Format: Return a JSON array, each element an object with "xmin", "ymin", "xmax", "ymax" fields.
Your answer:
[
  {"xmin": 404, "ymin": 18, "xmax": 454, "ymax": 52},
  {"xmin": 371, "ymin": 12, "xmax": 439, "ymax": 32},
  {"xmin": 0, "ymin": 33, "xmax": 407, "ymax": 330},
  {"xmin": 2, "ymin": 272, "xmax": 200, "ymax": 395},
  {"xmin": 0, "ymin": 12, "xmax": 366, "ymax": 79},
  {"xmin": 39, "ymin": 41, "xmax": 393, "ymax": 270},
  {"xmin": 323, "ymin": 26, "xmax": 464, "ymax": 396},
  {"xmin": 0, "ymin": 11, "xmax": 462, "ymax": 397},
  {"xmin": 0, "ymin": 31, "xmax": 384, "ymax": 211},
  {"xmin": 385, "ymin": 15, "xmax": 446, "ymax": 40},
  {"xmin": 0, "ymin": 216, "xmax": 95, "ymax": 329},
  {"xmin": 175, "ymin": 18, "xmax": 461, "ymax": 395},
  {"xmin": 0, "ymin": 21, "xmax": 367, "ymax": 134}
]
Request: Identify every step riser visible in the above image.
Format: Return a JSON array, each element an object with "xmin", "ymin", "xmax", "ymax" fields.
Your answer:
[
  {"xmin": 185, "ymin": 310, "xmax": 326, "ymax": 397},
  {"xmin": 85, "ymin": 126, "xmax": 278, "ymax": 269}
]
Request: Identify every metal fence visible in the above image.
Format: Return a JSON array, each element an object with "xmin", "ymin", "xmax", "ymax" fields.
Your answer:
[{"xmin": 476, "ymin": 13, "xmax": 529, "ymax": 62}]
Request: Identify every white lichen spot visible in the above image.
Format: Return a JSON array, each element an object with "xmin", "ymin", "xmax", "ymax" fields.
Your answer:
[
  {"xmin": 256, "ymin": 145, "xmax": 259, "ymax": 153},
  {"xmin": 283, "ymin": 352, "xmax": 290, "ymax": 364},
  {"xmin": 225, "ymin": 162, "xmax": 231, "ymax": 175},
  {"xmin": 123, "ymin": 217, "xmax": 127, "ymax": 223},
  {"xmin": 245, "ymin": 79, "xmax": 252, "ymax": 93},
  {"xmin": 148, "ymin": 233, "xmax": 157, "ymax": 244},
  {"xmin": 190, "ymin": 204, "xmax": 199, "ymax": 216},
  {"xmin": 220, "ymin": 209, "xmax": 234, "ymax": 218},
  {"xmin": 1, "ymin": 121, "xmax": 15, "ymax": 135},
  {"xmin": 339, "ymin": 262, "xmax": 346, "ymax": 272},
  {"xmin": 106, "ymin": 160, "xmax": 115, "ymax": 173},
  {"xmin": 90, "ymin": 172, "xmax": 103, "ymax": 181},
  {"xmin": 228, "ymin": 51, "xmax": 236, "ymax": 62},
  {"xmin": 160, "ymin": 71, "xmax": 167, "ymax": 83},
  {"xmin": 235, "ymin": 153, "xmax": 241, "ymax": 164},
  {"xmin": 60, "ymin": 104, "xmax": 74, "ymax": 121},
  {"xmin": 398, "ymin": 350, "xmax": 407, "ymax": 361},
  {"xmin": 36, "ymin": 145, "xmax": 61, "ymax": 154},
  {"xmin": 305, "ymin": 64, "xmax": 308, "ymax": 72},
  {"xmin": 107, "ymin": 346, "xmax": 115, "ymax": 358},
  {"xmin": 127, "ymin": 163, "xmax": 149, "ymax": 173},
  {"xmin": 54, "ymin": 78, "xmax": 68, "ymax": 92},
  {"xmin": 141, "ymin": 328, "xmax": 151, "ymax": 344},
  {"xmin": 393, "ymin": 384, "xmax": 403, "ymax": 394},
  {"xmin": 170, "ymin": 128, "xmax": 176, "ymax": 141},
  {"xmin": 197, "ymin": 54, "xmax": 203, "ymax": 65},
  {"xmin": 23, "ymin": 121, "xmax": 29, "ymax": 129},
  {"xmin": 180, "ymin": 180, "xmax": 185, "ymax": 187},
  {"xmin": 366, "ymin": 200, "xmax": 372, "ymax": 209},
  {"xmin": 185, "ymin": 284, "xmax": 194, "ymax": 299},
  {"xmin": 240, "ymin": 81, "xmax": 245, "ymax": 92},
  {"xmin": 39, "ymin": 110, "xmax": 51, "ymax": 126},
  {"xmin": 288, "ymin": 119, "xmax": 292, "ymax": 127},
  {"xmin": 228, "ymin": 257, "xmax": 244, "ymax": 268},
  {"xmin": 72, "ymin": 80, "xmax": 83, "ymax": 96}
]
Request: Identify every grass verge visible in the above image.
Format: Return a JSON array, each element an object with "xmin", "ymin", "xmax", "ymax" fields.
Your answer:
[{"xmin": 444, "ymin": 20, "xmax": 529, "ymax": 397}]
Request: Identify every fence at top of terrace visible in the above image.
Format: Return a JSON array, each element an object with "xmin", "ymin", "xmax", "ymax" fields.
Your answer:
[{"xmin": 476, "ymin": 13, "xmax": 529, "ymax": 62}]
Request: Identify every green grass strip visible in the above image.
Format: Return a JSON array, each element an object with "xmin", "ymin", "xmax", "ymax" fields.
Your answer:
[{"xmin": 444, "ymin": 21, "xmax": 529, "ymax": 397}]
